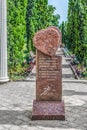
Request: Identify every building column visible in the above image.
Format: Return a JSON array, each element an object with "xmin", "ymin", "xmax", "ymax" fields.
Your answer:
[{"xmin": 0, "ymin": 0, "xmax": 9, "ymax": 83}]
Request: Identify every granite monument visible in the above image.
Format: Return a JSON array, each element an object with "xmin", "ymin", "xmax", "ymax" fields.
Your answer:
[{"xmin": 32, "ymin": 26, "xmax": 65, "ymax": 120}]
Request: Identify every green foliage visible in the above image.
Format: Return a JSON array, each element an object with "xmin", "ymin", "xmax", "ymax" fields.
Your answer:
[
  {"xmin": 60, "ymin": 22, "xmax": 64, "ymax": 43},
  {"xmin": 26, "ymin": 0, "xmax": 36, "ymax": 52},
  {"xmin": 35, "ymin": 0, "xmax": 48, "ymax": 30},
  {"xmin": 66, "ymin": 0, "xmax": 87, "ymax": 64},
  {"xmin": 7, "ymin": 0, "xmax": 27, "ymax": 74},
  {"xmin": 34, "ymin": 0, "xmax": 60, "ymax": 30}
]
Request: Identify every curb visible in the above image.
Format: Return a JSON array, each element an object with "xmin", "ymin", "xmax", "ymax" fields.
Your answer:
[{"xmin": 63, "ymin": 79, "xmax": 87, "ymax": 84}]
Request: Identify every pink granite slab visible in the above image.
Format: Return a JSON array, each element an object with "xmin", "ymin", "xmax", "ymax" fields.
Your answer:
[
  {"xmin": 36, "ymin": 78, "xmax": 62, "ymax": 101},
  {"xmin": 47, "ymin": 26, "xmax": 62, "ymax": 45},
  {"xmin": 33, "ymin": 27, "xmax": 61, "ymax": 56},
  {"xmin": 32, "ymin": 100, "xmax": 65, "ymax": 120},
  {"xmin": 36, "ymin": 50, "xmax": 62, "ymax": 101}
]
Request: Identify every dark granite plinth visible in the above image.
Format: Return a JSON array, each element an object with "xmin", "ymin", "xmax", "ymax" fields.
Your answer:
[{"xmin": 32, "ymin": 100, "xmax": 65, "ymax": 120}]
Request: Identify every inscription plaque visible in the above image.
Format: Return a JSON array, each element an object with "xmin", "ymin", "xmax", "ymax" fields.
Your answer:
[
  {"xmin": 37, "ymin": 50, "xmax": 61, "ymax": 79},
  {"xmin": 36, "ymin": 50, "xmax": 62, "ymax": 101}
]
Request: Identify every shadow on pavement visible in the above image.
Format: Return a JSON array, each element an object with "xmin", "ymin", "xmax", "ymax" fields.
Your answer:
[{"xmin": 0, "ymin": 104, "xmax": 87, "ymax": 130}]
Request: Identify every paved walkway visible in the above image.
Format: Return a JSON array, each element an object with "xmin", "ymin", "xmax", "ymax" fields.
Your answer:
[{"xmin": 0, "ymin": 49, "xmax": 87, "ymax": 130}]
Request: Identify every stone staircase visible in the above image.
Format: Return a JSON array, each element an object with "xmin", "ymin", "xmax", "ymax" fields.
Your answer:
[{"xmin": 56, "ymin": 48, "xmax": 75, "ymax": 80}]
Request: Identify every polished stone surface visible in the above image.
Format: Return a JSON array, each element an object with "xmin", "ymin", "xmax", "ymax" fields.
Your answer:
[
  {"xmin": 32, "ymin": 100, "xmax": 65, "ymax": 120},
  {"xmin": 47, "ymin": 26, "xmax": 62, "ymax": 45},
  {"xmin": 36, "ymin": 50, "xmax": 62, "ymax": 80},
  {"xmin": 33, "ymin": 27, "xmax": 61, "ymax": 56},
  {"xmin": 36, "ymin": 50, "xmax": 62, "ymax": 101},
  {"xmin": 36, "ymin": 78, "xmax": 62, "ymax": 101}
]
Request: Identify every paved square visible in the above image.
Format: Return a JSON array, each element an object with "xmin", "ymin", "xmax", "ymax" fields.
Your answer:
[
  {"xmin": 0, "ymin": 81, "xmax": 87, "ymax": 130},
  {"xmin": 0, "ymin": 49, "xmax": 87, "ymax": 130}
]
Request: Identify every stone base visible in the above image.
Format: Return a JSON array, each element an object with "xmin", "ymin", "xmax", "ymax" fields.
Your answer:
[
  {"xmin": 32, "ymin": 100, "xmax": 65, "ymax": 120},
  {"xmin": 0, "ymin": 77, "xmax": 9, "ymax": 83}
]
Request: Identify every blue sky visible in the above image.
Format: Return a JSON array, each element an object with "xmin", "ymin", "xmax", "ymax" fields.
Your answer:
[{"xmin": 48, "ymin": 0, "xmax": 68, "ymax": 24}]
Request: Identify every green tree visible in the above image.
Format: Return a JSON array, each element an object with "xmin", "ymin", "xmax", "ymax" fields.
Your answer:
[
  {"xmin": 26, "ymin": 0, "xmax": 60, "ymax": 52},
  {"xmin": 35, "ymin": 0, "xmax": 60, "ymax": 30},
  {"xmin": 60, "ymin": 21, "xmax": 66, "ymax": 44},
  {"xmin": 7, "ymin": 0, "xmax": 60, "ymax": 75},
  {"xmin": 26, "ymin": 0, "xmax": 36, "ymax": 52},
  {"xmin": 7, "ymin": 0, "xmax": 27, "ymax": 73},
  {"xmin": 66, "ymin": 0, "xmax": 87, "ymax": 65},
  {"xmin": 35, "ymin": 0, "xmax": 48, "ymax": 30}
]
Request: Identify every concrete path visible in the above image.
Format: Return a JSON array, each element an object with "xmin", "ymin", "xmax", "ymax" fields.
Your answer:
[{"xmin": 0, "ymin": 49, "xmax": 87, "ymax": 130}]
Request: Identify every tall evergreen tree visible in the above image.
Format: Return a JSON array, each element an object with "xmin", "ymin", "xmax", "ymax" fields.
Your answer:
[
  {"xmin": 66, "ymin": 0, "xmax": 87, "ymax": 64},
  {"xmin": 67, "ymin": 0, "xmax": 79, "ymax": 52},
  {"xmin": 35, "ymin": 0, "xmax": 48, "ymax": 30},
  {"xmin": 26, "ymin": 0, "xmax": 36, "ymax": 52},
  {"xmin": 35, "ymin": 0, "xmax": 60, "ymax": 30},
  {"xmin": 60, "ymin": 21, "xmax": 65, "ymax": 44},
  {"xmin": 7, "ymin": 0, "xmax": 27, "ymax": 73},
  {"xmin": 26, "ymin": 0, "xmax": 60, "ymax": 52}
]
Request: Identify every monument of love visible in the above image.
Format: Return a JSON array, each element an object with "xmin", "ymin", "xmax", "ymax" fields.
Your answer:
[{"xmin": 32, "ymin": 26, "xmax": 65, "ymax": 120}]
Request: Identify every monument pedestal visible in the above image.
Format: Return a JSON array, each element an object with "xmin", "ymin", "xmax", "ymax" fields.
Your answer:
[
  {"xmin": 32, "ymin": 100, "xmax": 65, "ymax": 120},
  {"xmin": 32, "ymin": 50, "xmax": 65, "ymax": 120}
]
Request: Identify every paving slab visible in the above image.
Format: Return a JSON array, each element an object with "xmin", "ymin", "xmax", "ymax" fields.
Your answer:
[{"xmin": 0, "ymin": 81, "xmax": 87, "ymax": 130}]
